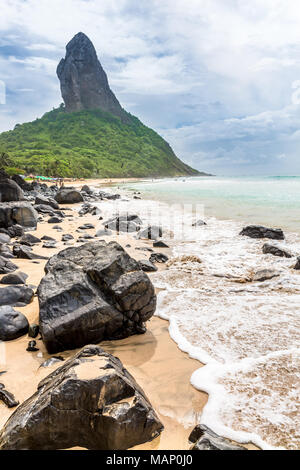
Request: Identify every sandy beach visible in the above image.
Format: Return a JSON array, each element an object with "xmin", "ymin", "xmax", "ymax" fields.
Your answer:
[{"xmin": 0, "ymin": 182, "xmax": 209, "ymax": 450}]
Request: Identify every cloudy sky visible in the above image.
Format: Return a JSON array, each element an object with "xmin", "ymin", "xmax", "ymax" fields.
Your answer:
[{"xmin": 1, "ymin": 0, "xmax": 300, "ymax": 175}]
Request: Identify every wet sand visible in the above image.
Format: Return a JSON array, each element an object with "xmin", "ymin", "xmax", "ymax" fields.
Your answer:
[{"xmin": 0, "ymin": 195, "xmax": 208, "ymax": 450}]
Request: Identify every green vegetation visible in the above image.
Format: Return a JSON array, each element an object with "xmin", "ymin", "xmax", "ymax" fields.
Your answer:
[{"xmin": 0, "ymin": 106, "xmax": 200, "ymax": 178}]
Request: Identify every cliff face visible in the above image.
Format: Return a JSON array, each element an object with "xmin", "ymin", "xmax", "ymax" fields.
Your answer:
[{"xmin": 57, "ymin": 32, "xmax": 127, "ymax": 120}]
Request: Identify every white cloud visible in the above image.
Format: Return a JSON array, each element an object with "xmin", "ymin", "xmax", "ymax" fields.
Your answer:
[{"xmin": 1, "ymin": 0, "xmax": 300, "ymax": 173}]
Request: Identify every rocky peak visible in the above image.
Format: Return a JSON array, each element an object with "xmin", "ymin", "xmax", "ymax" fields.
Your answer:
[{"xmin": 57, "ymin": 32, "xmax": 127, "ymax": 120}]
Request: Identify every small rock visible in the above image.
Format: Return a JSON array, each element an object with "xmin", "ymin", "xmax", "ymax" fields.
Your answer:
[
  {"xmin": 0, "ymin": 286, "xmax": 34, "ymax": 307},
  {"xmin": 20, "ymin": 233, "xmax": 41, "ymax": 246},
  {"xmin": 252, "ymin": 269, "xmax": 280, "ymax": 282},
  {"xmin": 28, "ymin": 324, "xmax": 39, "ymax": 338},
  {"xmin": 26, "ymin": 340, "xmax": 39, "ymax": 352},
  {"xmin": 240, "ymin": 225, "xmax": 285, "ymax": 240},
  {"xmin": 192, "ymin": 220, "xmax": 207, "ymax": 227},
  {"xmin": 294, "ymin": 257, "xmax": 300, "ymax": 270},
  {"xmin": 48, "ymin": 216, "xmax": 62, "ymax": 224},
  {"xmin": 0, "ymin": 257, "xmax": 18, "ymax": 274},
  {"xmin": 0, "ymin": 271, "xmax": 28, "ymax": 285},
  {"xmin": 138, "ymin": 260, "xmax": 158, "ymax": 272},
  {"xmin": 42, "ymin": 241, "xmax": 57, "ymax": 249},
  {"xmin": 189, "ymin": 425, "xmax": 246, "ymax": 450}
]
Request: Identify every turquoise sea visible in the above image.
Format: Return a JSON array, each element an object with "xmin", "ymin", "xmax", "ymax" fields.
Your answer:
[
  {"xmin": 108, "ymin": 175, "xmax": 300, "ymax": 449},
  {"xmin": 123, "ymin": 176, "xmax": 300, "ymax": 233}
]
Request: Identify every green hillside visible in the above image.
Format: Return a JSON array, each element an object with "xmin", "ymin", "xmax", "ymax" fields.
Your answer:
[{"xmin": 0, "ymin": 106, "xmax": 201, "ymax": 178}]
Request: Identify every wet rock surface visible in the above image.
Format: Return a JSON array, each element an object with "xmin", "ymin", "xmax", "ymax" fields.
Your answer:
[
  {"xmin": 0, "ymin": 286, "xmax": 34, "ymax": 307},
  {"xmin": 57, "ymin": 32, "xmax": 128, "ymax": 122},
  {"xmin": 189, "ymin": 425, "xmax": 246, "ymax": 450},
  {"xmin": 0, "ymin": 305, "xmax": 29, "ymax": 340},
  {"xmin": 0, "ymin": 345, "xmax": 163, "ymax": 450},
  {"xmin": 38, "ymin": 240, "xmax": 156, "ymax": 353}
]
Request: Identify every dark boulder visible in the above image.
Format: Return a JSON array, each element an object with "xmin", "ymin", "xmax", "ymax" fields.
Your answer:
[
  {"xmin": 48, "ymin": 216, "xmax": 62, "ymax": 224},
  {"xmin": 0, "ymin": 178, "xmax": 24, "ymax": 202},
  {"xmin": 26, "ymin": 340, "xmax": 39, "ymax": 352},
  {"xmin": 34, "ymin": 204, "xmax": 55, "ymax": 215},
  {"xmin": 38, "ymin": 241, "xmax": 156, "ymax": 353},
  {"xmin": 20, "ymin": 233, "xmax": 41, "ymax": 246},
  {"xmin": 189, "ymin": 425, "xmax": 245, "ymax": 450},
  {"xmin": 240, "ymin": 225, "xmax": 284, "ymax": 240},
  {"xmin": 35, "ymin": 195, "xmax": 59, "ymax": 210},
  {"xmin": 12, "ymin": 174, "xmax": 32, "ymax": 192},
  {"xmin": 28, "ymin": 324, "xmax": 39, "ymax": 338},
  {"xmin": 153, "ymin": 240, "xmax": 169, "ymax": 248},
  {"xmin": 0, "ymin": 384, "xmax": 19, "ymax": 408},
  {"xmin": 0, "ymin": 286, "xmax": 34, "ymax": 307},
  {"xmin": 149, "ymin": 253, "xmax": 169, "ymax": 264},
  {"xmin": 0, "ymin": 345, "xmax": 163, "ymax": 450},
  {"xmin": 262, "ymin": 243, "xmax": 292, "ymax": 258},
  {"xmin": 57, "ymin": 32, "xmax": 128, "ymax": 122},
  {"xmin": 7, "ymin": 224, "xmax": 24, "ymax": 238},
  {"xmin": 192, "ymin": 219, "xmax": 207, "ymax": 227},
  {"xmin": 61, "ymin": 233, "xmax": 74, "ymax": 242},
  {"xmin": 55, "ymin": 189, "xmax": 84, "ymax": 204},
  {"xmin": 0, "ymin": 305, "xmax": 29, "ymax": 340},
  {"xmin": 0, "ymin": 256, "xmax": 18, "ymax": 274},
  {"xmin": 0, "ymin": 202, "xmax": 38, "ymax": 229},
  {"xmin": 0, "ymin": 271, "xmax": 28, "ymax": 285}
]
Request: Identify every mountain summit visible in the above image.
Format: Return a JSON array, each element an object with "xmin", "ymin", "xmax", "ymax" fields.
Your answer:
[
  {"xmin": 0, "ymin": 33, "xmax": 204, "ymax": 178},
  {"xmin": 57, "ymin": 32, "xmax": 126, "ymax": 120}
]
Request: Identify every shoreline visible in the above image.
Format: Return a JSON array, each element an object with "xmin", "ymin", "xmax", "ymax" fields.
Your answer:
[{"xmin": 0, "ymin": 186, "xmax": 209, "ymax": 450}]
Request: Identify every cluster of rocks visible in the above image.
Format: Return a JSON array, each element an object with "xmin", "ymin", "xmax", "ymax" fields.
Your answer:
[
  {"xmin": 0, "ymin": 172, "xmax": 166, "ymax": 449},
  {"xmin": 0, "ymin": 345, "xmax": 163, "ymax": 450},
  {"xmin": 240, "ymin": 225, "xmax": 300, "ymax": 272}
]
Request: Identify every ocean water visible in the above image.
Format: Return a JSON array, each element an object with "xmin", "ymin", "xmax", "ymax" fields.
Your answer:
[
  {"xmin": 122, "ymin": 175, "xmax": 300, "ymax": 232},
  {"xmin": 99, "ymin": 176, "xmax": 300, "ymax": 450}
]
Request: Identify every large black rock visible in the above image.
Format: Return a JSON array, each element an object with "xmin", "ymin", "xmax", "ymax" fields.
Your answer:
[
  {"xmin": 0, "ymin": 305, "xmax": 29, "ymax": 341},
  {"xmin": 0, "ymin": 345, "xmax": 163, "ymax": 450},
  {"xmin": 57, "ymin": 32, "xmax": 128, "ymax": 121},
  {"xmin": 0, "ymin": 286, "xmax": 34, "ymax": 307},
  {"xmin": 0, "ymin": 178, "xmax": 24, "ymax": 202},
  {"xmin": 0, "ymin": 202, "xmax": 38, "ymax": 229},
  {"xmin": 240, "ymin": 225, "xmax": 284, "ymax": 240},
  {"xmin": 38, "ymin": 241, "xmax": 156, "ymax": 353}
]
